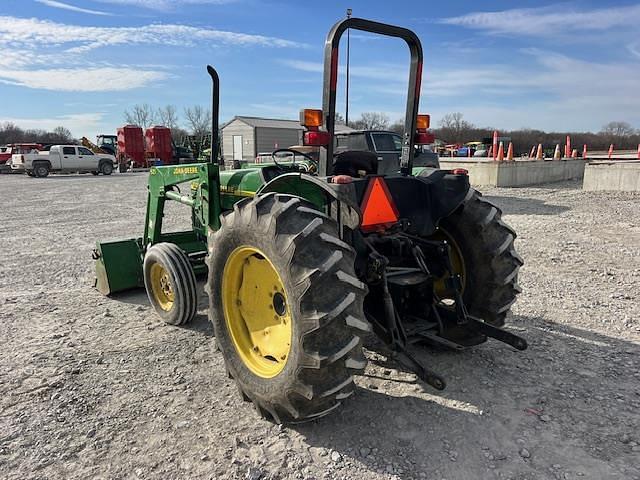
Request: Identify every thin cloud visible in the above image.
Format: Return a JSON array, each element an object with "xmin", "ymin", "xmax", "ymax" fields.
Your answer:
[
  {"xmin": 281, "ymin": 48, "xmax": 640, "ymax": 130},
  {"xmin": 439, "ymin": 4, "xmax": 640, "ymax": 36},
  {"xmin": 0, "ymin": 15, "xmax": 305, "ymax": 92},
  {"xmin": 279, "ymin": 59, "xmax": 405, "ymax": 81},
  {"xmin": 0, "ymin": 67, "xmax": 168, "ymax": 92},
  {"xmin": 0, "ymin": 16, "xmax": 306, "ymax": 53},
  {"xmin": 349, "ymin": 33, "xmax": 382, "ymax": 42},
  {"xmin": 94, "ymin": 0, "xmax": 236, "ymax": 11},
  {"xmin": 34, "ymin": 0, "xmax": 112, "ymax": 16},
  {"xmin": 279, "ymin": 60, "xmax": 323, "ymax": 73}
]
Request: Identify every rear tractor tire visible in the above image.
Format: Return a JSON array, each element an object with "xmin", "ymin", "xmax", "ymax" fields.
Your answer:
[
  {"xmin": 207, "ymin": 193, "xmax": 369, "ymax": 424},
  {"xmin": 143, "ymin": 243, "xmax": 197, "ymax": 326},
  {"xmin": 436, "ymin": 189, "xmax": 523, "ymax": 327}
]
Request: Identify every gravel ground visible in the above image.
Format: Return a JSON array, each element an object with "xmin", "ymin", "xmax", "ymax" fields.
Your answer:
[{"xmin": 0, "ymin": 173, "xmax": 638, "ymax": 480}]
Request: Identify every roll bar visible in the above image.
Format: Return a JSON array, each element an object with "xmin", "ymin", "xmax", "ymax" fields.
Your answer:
[{"xmin": 319, "ymin": 18, "xmax": 424, "ymax": 177}]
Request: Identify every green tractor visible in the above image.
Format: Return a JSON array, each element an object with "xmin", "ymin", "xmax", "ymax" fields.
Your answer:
[{"xmin": 94, "ymin": 18, "xmax": 525, "ymax": 424}]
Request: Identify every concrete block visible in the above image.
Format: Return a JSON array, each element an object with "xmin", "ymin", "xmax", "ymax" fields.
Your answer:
[
  {"xmin": 583, "ymin": 161, "xmax": 640, "ymax": 192},
  {"xmin": 439, "ymin": 159, "xmax": 586, "ymax": 187}
]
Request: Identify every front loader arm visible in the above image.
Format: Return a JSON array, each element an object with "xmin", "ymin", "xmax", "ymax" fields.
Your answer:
[{"xmin": 144, "ymin": 163, "xmax": 221, "ymax": 245}]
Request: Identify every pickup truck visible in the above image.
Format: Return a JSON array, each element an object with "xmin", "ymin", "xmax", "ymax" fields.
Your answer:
[
  {"xmin": 11, "ymin": 145, "xmax": 116, "ymax": 177},
  {"xmin": 0, "ymin": 143, "xmax": 43, "ymax": 173},
  {"xmin": 335, "ymin": 129, "xmax": 439, "ymax": 173}
]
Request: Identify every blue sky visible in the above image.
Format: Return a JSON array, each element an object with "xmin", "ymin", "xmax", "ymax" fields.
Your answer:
[{"xmin": 1, "ymin": 0, "xmax": 639, "ymax": 139}]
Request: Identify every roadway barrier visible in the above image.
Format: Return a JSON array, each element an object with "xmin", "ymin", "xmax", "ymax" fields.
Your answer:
[
  {"xmin": 583, "ymin": 161, "xmax": 640, "ymax": 191},
  {"xmin": 440, "ymin": 158, "xmax": 586, "ymax": 187}
]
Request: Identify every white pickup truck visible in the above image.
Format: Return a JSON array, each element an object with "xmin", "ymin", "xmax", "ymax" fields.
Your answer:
[{"xmin": 11, "ymin": 145, "xmax": 116, "ymax": 177}]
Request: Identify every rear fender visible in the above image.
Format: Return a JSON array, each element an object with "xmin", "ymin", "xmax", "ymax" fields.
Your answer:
[{"xmin": 259, "ymin": 173, "xmax": 361, "ymax": 230}]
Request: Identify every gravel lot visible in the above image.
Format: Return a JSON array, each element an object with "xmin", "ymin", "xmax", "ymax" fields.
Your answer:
[{"xmin": 0, "ymin": 173, "xmax": 638, "ymax": 480}]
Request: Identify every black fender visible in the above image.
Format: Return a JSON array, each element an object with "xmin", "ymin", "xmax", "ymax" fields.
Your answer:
[
  {"xmin": 258, "ymin": 171, "xmax": 470, "ymax": 236},
  {"xmin": 258, "ymin": 173, "xmax": 362, "ymax": 229}
]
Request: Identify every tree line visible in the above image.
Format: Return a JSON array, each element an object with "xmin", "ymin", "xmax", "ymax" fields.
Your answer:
[
  {"xmin": 124, "ymin": 104, "xmax": 211, "ymax": 142},
  {"xmin": 342, "ymin": 111, "xmax": 640, "ymax": 153},
  {"xmin": 0, "ymin": 123, "xmax": 75, "ymax": 146},
  {"xmin": 0, "ymin": 104, "xmax": 212, "ymax": 146},
  {"xmin": 433, "ymin": 113, "xmax": 640, "ymax": 153}
]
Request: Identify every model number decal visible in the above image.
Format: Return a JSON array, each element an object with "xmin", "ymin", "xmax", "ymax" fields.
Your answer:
[{"xmin": 173, "ymin": 166, "xmax": 198, "ymax": 175}]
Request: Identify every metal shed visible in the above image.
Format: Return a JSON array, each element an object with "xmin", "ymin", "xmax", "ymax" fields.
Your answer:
[{"xmin": 221, "ymin": 116, "xmax": 303, "ymax": 164}]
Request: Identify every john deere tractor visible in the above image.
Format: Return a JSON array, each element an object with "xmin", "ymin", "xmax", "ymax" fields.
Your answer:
[{"xmin": 94, "ymin": 18, "xmax": 525, "ymax": 424}]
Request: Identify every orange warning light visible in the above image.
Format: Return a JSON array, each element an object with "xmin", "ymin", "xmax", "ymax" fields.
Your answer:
[
  {"xmin": 300, "ymin": 109, "xmax": 323, "ymax": 128},
  {"xmin": 416, "ymin": 114, "xmax": 430, "ymax": 131}
]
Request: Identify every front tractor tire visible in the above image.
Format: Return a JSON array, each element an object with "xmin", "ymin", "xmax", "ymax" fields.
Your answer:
[
  {"xmin": 437, "ymin": 189, "xmax": 523, "ymax": 327},
  {"xmin": 143, "ymin": 243, "xmax": 197, "ymax": 326},
  {"xmin": 207, "ymin": 193, "xmax": 369, "ymax": 424}
]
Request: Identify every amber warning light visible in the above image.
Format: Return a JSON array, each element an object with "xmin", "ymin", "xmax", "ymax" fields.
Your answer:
[
  {"xmin": 300, "ymin": 109, "xmax": 323, "ymax": 128},
  {"xmin": 416, "ymin": 114, "xmax": 430, "ymax": 130},
  {"xmin": 301, "ymin": 108, "xmax": 330, "ymax": 146},
  {"xmin": 415, "ymin": 113, "xmax": 434, "ymax": 145}
]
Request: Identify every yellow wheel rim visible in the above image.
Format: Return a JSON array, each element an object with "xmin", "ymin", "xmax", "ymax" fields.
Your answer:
[
  {"xmin": 222, "ymin": 246, "xmax": 292, "ymax": 378},
  {"xmin": 149, "ymin": 262, "xmax": 175, "ymax": 311},
  {"xmin": 431, "ymin": 228, "xmax": 466, "ymax": 301}
]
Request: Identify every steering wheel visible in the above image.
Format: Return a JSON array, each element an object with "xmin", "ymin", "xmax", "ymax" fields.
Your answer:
[{"xmin": 271, "ymin": 148, "xmax": 318, "ymax": 173}]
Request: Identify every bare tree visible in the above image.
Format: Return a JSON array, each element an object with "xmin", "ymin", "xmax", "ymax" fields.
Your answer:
[
  {"xmin": 157, "ymin": 105, "xmax": 179, "ymax": 130},
  {"xmin": 349, "ymin": 112, "xmax": 390, "ymax": 130},
  {"xmin": 437, "ymin": 112, "xmax": 475, "ymax": 143},
  {"xmin": 171, "ymin": 127, "xmax": 189, "ymax": 144},
  {"xmin": 0, "ymin": 122, "xmax": 23, "ymax": 144},
  {"xmin": 51, "ymin": 126, "xmax": 74, "ymax": 144},
  {"xmin": 124, "ymin": 103, "xmax": 155, "ymax": 129},
  {"xmin": 600, "ymin": 121, "xmax": 636, "ymax": 138},
  {"xmin": 388, "ymin": 119, "xmax": 405, "ymax": 134},
  {"xmin": 184, "ymin": 105, "xmax": 211, "ymax": 138}
]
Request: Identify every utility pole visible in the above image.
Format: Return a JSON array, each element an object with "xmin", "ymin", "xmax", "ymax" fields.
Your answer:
[{"xmin": 345, "ymin": 8, "xmax": 352, "ymax": 126}]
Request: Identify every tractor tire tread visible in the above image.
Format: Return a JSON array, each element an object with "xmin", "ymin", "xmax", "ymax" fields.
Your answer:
[
  {"xmin": 440, "ymin": 189, "xmax": 522, "ymax": 327},
  {"xmin": 207, "ymin": 193, "xmax": 367, "ymax": 424},
  {"xmin": 143, "ymin": 242, "xmax": 197, "ymax": 326}
]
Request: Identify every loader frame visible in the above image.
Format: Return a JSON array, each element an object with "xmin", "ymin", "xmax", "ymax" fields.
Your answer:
[{"xmin": 94, "ymin": 66, "xmax": 223, "ymax": 295}]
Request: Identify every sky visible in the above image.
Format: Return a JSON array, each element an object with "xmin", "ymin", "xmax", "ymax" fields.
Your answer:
[{"xmin": 0, "ymin": 0, "xmax": 639, "ymax": 139}]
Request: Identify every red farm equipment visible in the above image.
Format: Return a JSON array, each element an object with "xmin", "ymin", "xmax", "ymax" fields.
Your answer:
[
  {"xmin": 117, "ymin": 125, "xmax": 145, "ymax": 172},
  {"xmin": 145, "ymin": 126, "xmax": 174, "ymax": 165}
]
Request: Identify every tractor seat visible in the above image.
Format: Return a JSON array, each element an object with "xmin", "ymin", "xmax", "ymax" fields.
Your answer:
[{"xmin": 332, "ymin": 150, "xmax": 378, "ymax": 177}]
